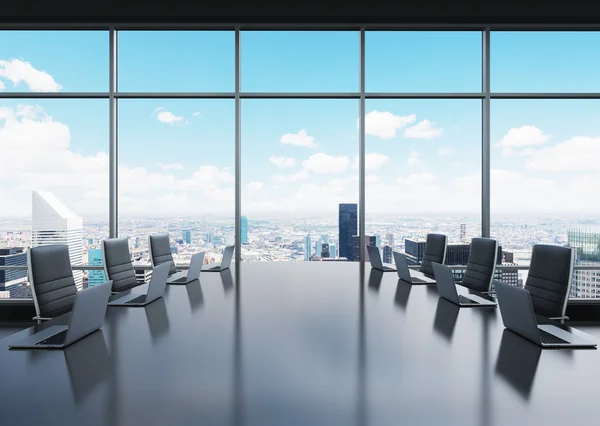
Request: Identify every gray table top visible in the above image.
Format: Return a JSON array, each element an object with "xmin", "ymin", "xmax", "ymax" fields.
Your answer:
[{"xmin": 1, "ymin": 261, "xmax": 600, "ymax": 426}]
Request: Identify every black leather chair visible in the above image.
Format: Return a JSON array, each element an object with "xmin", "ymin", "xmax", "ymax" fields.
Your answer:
[
  {"xmin": 524, "ymin": 244, "xmax": 574, "ymax": 321},
  {"xmin": 149, "ymin": 233, "xmax": 177, "ymax": 275},
  {"xmin": 27, "ymin": 245, "xmax": 78, "ymax": 321},
  {"xmin": 102, "ymin": 238, "xmax": 139, "ymax": 293},
  {"xmin": 461, "ymin": 238, "xmax": 498, "ymax": 293},
  {"xmin": 419, "ymin": 234, "xmax": 447, "ymax": 277}
]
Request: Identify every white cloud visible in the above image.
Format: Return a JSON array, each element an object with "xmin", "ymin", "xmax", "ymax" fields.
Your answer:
[
  {"xmin": 192, "ymin": 112, "xmax": 202, "ymax": 117},
  {"xmin": 403, "ymin": 119, "xmax": 443, "ymax": 139},
  {"xmin": 157, "ymin": 162, "xmax": 184, "ymax": 171},
  {"xmin": 364, "ymin": 110, "xmax": 416, "ymax": 139},
  {"xmin": 280, "ymin": 129, "xmax": 316, "ymax": 147},
  {"xmin": 157, "ymin": 110, "xmax": 185, "ymax": 125},
  {"xmin": 495, "ymin": 125, "xmax": 551, "ymax": 156},
  {"xmin": 397, "ymin": 172, "xmax": 436, "ymax": 185},
  {"xmin": 526, "ymin": 136, "xmax": 600, "ymax": 171},
  {"xmin": 437, "ymin": 147, "xmax": 455, "ymax": 156},
  {"xmin": 408, "ymin": 150, "xmax": 420, "ymax": 166},
  {"xmin": 271, "ymin": 170, "xmax": 311, "ymax": 184},
  {"xmin": 352, "ymin": 153, "xmax": 389, "ymax": 170},
  {"xmin": 0, "ymin": 104, "xmax": 236, "ymax": 217},
  {"xmin": 0, "ymin": 80, "xmax": 4, "ymax": 90},
  {"xmin": 247, "ymin": 181, "xmax": 264, "ymax": 191},
  {"xmin": 268, "ymin": 155, "xmax": 296, "ymax": 168},
  {"xmin": 452, "ymin": 161, "xmax": 465, "ymax": 167},
  {"xmin": 302, "ymin": 153, "xmax": 350, "ymax": 173},
  {"xmin": 0, "ymin": 59, "xmax": 62, "ymax": 92}
]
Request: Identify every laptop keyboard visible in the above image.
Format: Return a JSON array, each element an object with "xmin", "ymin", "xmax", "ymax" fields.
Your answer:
[
  {"xmin": 36, "ymin": 329, "xmax": 67, "ymax": 346},
  {"xmin": 170, "ymin": 277, "xmax": 187, "ymax": 283},
  {"xmin": 126, "ymin": 295, "xmax": 147, "ymax": 305},
  {"xmin": 411, "ymin": 276, "xmax": 428, "ymax": 284},
  {"xmin": 458, "ymin": 295, "xmax": 478, "ymax": 305},
  {"xmin": 539, "ymin": 329, "xmax": 569, "ymax": 345}
]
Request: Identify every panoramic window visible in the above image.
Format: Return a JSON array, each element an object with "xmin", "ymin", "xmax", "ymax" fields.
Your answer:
[
  {"xmin": 118, "ymin": 31, "xmax": 234, "ymax": 92},
  {"xmin": 364, "ymin": 99, "xmax": 482, "ymax": 265},
  {"xmin": 366, "ymin": 31, "xmax": 482, "ymax": 93},
  {"xmin": 491, "ymin": 99, "xmax": 600, "ymax": 294},
  {"xmin": 491, "ymin": 32, "xmax": 600, "ymax": 92},
  {"xmin": 241, "ymin": 31, "xmax": 359, "ymax": 92},
  {"xmin": 118, "ymin": 99, "xmax": 235, "ymax": 269},
  {"xmin": 241, "ymin": 99, "xmax": 359, "ymax": 261}
]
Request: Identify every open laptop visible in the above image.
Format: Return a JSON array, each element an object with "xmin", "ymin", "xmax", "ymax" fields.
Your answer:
[
  {"xmin": 202, "ymin": 245, "xmax": 234, "ymax": 272},
  {"xmin": 167, "ymin": 252, "xmax": 205, "ymax": 284},
  {"xmin": 495, "ymin": 281, "xmax": 596, "ymax": 348},
  {"xmin": 393, "ymin": 251, "xmax": 435, "ymax": 284},
  {"xmin": 433, "ymin": 262, "xmax": 497, "ymax": 307},
  {"xmin": 367, "ymin": 245, "xmax": 396, "ymax": 271},
  {"xmin": 9, "ymin": 281, "xmax": 112, "ymax": 350},
  {"xmin": 109, "ymin": 263, "xmax": 170, "ymax": 307}
]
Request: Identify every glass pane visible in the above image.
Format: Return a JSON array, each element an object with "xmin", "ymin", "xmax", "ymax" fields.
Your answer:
[
  {"xmin": 491, "ymin": 32, "xmax": 600, "ymax": 92},
  {"xmin": 0, "ymin": 100, "xmax": 109, "ymax": 298},
  {"xmin": 241, "ymin": 31, "xmax": 359, "ymax": 92},
  {"xmin": 118, "ymin": 31, "xmax": 234, "ymax": 92},
  {"xmin": 491, "ymin": 100, "xmax": 600, "ymax": 297},
  {"xmin": 118, "ymin": 99, "xmax": 234, "ymax": 270},
  {"xmin": 365, "ymin": 99, "xmax": 481, "ymax": 269},
  {"xmin": 242, "ymin": 99, "xmax": 358, "ymax": 261},
  {"xmin": 366, "ymin": 31, "xmax": 482, "ymax": 92},
  {"xmin": 0, "ymin": 30, "xmax": 108, "ymax": 92}
]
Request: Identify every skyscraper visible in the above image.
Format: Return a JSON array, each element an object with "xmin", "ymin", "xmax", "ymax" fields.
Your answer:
[
  {"xmin": 182, "ymin": 229, "xmax": 192, "ymax": 244},
  {"xmin": 353, "ymin": 235, "xmax": 377, "ymax": 262},
  {"xmin": 382, "ymin": 245, "xmax": 393, "ymax": 264},
  {"xmin": 241, "ymin": 216, "xmax": 248, "ymax": 244},
  {"xmin": 316, "ymin": 240, "xmax": 323, "ymax": 259},
  {"xmin": 568, "ymin": 228, "xmax": 600, "ymax": 298},
  {"xmin": 304, "ymin": 235, "xmax": 311, "ymax": 261},
  {"xmin": 0, "ymin": 248, "xmax": 27, "ymax": 297},
  {"xmin": 330, "ymin": 244, "xmax": 337, "ymax": 258},
  {"xmin": 87, "ymin": 248, "xmax": 106, "ymax": 287},
  {"xmin": 321, "ymin": 243, "xmax": 330, "ymax": 258},
  {"xmin": 32, "ymin": 191, "xmax": 84, "ymax": 290},
  {"xmin": 375, "ymin": 234, "xmax": 381, "ymax": 251},
  {"xmin": 206, "ymin": 227, "xmax": 215, "ymax": 244},
  {"xmin": 386, "ymin": 233, "xmax": 394, "ymax": 248},
  {"xmin": 339, "ymin": 203, "xmax": 357, "ymax": 261},
  {"xmin": 460, "ymin": 224, "xmax": 467, "ymax": 243}
]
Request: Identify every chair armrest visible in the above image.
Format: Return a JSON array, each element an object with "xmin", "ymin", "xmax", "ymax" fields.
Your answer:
[
  {"xmin": 549, "ymin": 315, "xmax": 570, "ymax": 322},
  {"xmin": 33, "ymin": 316, "xmax": 51, "ymax": 322}
]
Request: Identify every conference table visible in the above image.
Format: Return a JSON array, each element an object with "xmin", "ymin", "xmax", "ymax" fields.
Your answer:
[{"xmin": 1, "ymin": 262, "xmax": 600, "ymax": 426}]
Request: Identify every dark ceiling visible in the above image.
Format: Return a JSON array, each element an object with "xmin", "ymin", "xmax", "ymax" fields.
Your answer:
[{"xmin": 1, "ymin": 0, "xmax": 599, "ymax": 25}]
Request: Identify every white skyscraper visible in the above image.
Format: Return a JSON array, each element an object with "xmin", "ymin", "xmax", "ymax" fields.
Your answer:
[{"xmin": 32, "ymin": 191, "xmax": 84, "ymax": 289}]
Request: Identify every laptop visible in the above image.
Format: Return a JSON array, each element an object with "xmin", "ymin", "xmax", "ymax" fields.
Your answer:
[
  {"xmin": 367, "ymin": 245, "xmax": 396, "ymax": 271},
  {"xmin": 202, "ymin": 245, "xmax": 234, "ymax": 272},
  {"xmin": 393, "ymin": 251, "xmax": 435, "ymax": 284},
  {"xmin": 9, "ymin": 280, "xmax": 113, "ymax": 350},
  {"xmin": 167, "ymin": 252, "xmax": 205, "ymax": 284},
  {"xmin": 432, "ymin": 262, "xmax": 497, "ymax": 307},
  {"xmin": 495, "ymin": 281, "xmax": 596, "ymax": 348},
  {"xmin": 108, "ymin": 262, "xmax": 170, "ymax": 307}
]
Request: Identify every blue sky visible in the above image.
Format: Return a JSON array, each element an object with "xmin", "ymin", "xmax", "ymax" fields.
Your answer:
[{"xmin": 0, "ymin": 30, "xmax": 599, "ymax": 220}]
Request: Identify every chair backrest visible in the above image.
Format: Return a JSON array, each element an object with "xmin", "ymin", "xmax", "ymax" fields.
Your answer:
[
  {"xmin": 28, "ymin": 245, "xmax": 77, "ymax": 318},
  {"xmin": 525, "ymin": 244, "xmax": 574, "ymax": 318},
  {"xmin": 462, "ymin": 238, "xmax": 499, "ymax": 292},
  {"xmin": 419, "ymin": 234, "xmax": 447, "ymax": 277},
  {"xmin": 149, "ymin": 233, "xmax": 176, "ymax": 275},
  {"xmin": 102, "ymin": 238, "xmax": 138, "ymax": 293}
]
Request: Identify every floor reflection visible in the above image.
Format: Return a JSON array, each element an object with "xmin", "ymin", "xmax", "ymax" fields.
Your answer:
[
  {"xmin": 64, "ymin": 329, "xmax": 112, "ymax": 406},
  {"xmin": 433, "ymin": 297, "xmax": 460, "ymax": 342},
  {"xmin": 221, "ymin": 269, "xmax": 235, "ymax": 294},
  {"xmin": 185, "ymin": 279, "xmax": 205, "ymax": 314},
  {"xmin": 394, "ymin": 280, "xmax": 412, "ymax": 311},
  {"xmin": 367, "ymin": 269, "xmax": 384, "ymax": 294},
  {"xmin": 145, "ymin": 298, "xmax": 170, "ymax": 345},
  {"xmin": 495, "ymin": 329, "xmax": 542, "ymax": 401}
]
